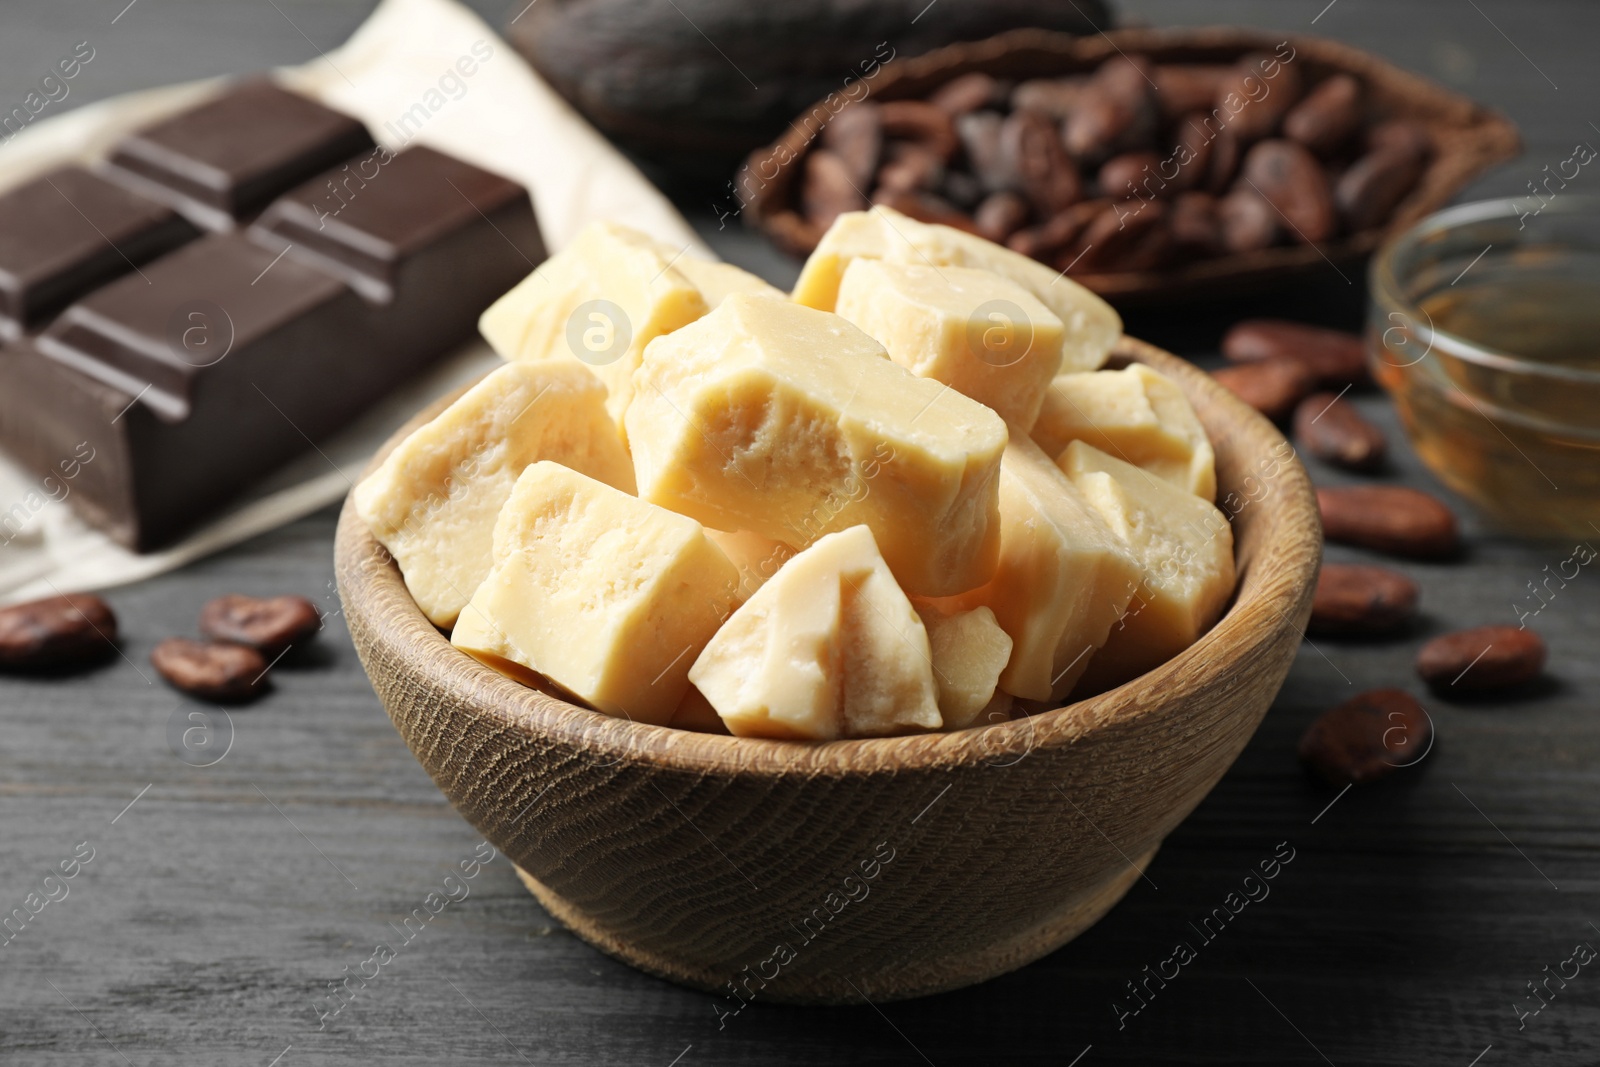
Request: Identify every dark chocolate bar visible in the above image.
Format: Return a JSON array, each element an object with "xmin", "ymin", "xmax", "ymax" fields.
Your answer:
[
  {"xmin": 0, "ymin": 167, "xmax": 197, "ymax": 340},
  {"xmin": 0, "ymin": 132, "xmax": 543, "ymax": 550},
  {"xmin": 101, "ymin": 81, "xmax": 375, "ymax": 230}
]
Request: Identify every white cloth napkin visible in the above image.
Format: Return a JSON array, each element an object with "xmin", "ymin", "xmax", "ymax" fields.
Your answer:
[{"xmin": 0, "ymin": 0, "xmax": 708, "ymax": 605}]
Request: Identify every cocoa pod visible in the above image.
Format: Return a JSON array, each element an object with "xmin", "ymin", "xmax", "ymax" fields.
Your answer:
[
  {"xmin": 1063, "ymin": 56, "xmax": 1158, "ymax": 162},
  {"xmin": 1308, "ymin": 563, "xmax": 1420, "ymax": 636},
  {"xmin": 1001, "ymin": 109, "xmax": 1082, "ymax": 214},
  {"xmin": 1098, "ymin": 151, "xmax": 1168, "ymax": 201},
  {"xmin": 1416, "ymin": 625, "xmax": 1546, "ymax": 692},
  {"xmin": 879, "ymin": 100, "xmax": 959, "ymax": 161},
  {"xmin": 1010, "ymin": 76, "xmax": 1089, "ymax": 120},
  {"xmin": 151, "ymin": 638, "xmax": 269, "ymax": 703},
  {"xmin": 1283, "ymin": 74, "xmax": 1362, "ymax": 157},
  {"xmin": 1168, "ymin": 191, "xmax": 1221, "ymax": 256},
  {"xmin": 1336, "ymin": 147, "xmax": 1425, "ymax": 232},
  {"xmin": 1210, "ymin": 358, "xmax": 1314, "ymax": 420},
  {"xmin": 1070, "ymin": 200, "xmax": 1172, "ymax": 273},
  {"xmin": 1153, "ymin": 64, "xmax": 1234, "ymax": 120},
  {"xmin": 1241, "ymin": 139, "xmax": 1337, "ymax": 243},
  {"xmin": 1214, "ymin": 51, "xmax": 1302, "ymax": 143},
  {"xmin": 1005, "ymin": 198, "xmax": 1104, "ymax": 259},
  {"xmin": 1222, "ymin": 320, "xmax": 1371, "ymax": 389},
  {"xmin": 0, "ymin": 593, "xmax": 118, "ymax": 671},
  {"xmin": 1294, "ymin": 391, "xmax": 1387, "ymax": 471},
  {"xmin": 1316, "ymin": 485, "xmax": 1460, "ymax": 559},
  {"xmin": 1299, "ymin": 688, "xmax": 1432, "ymax": 785},
  {"xmin": 804, "ymin": 150, "xmax": 869, "ymax": 228},
  {"xmin": 820, "ymin": 103, "xmax": 882, "ymax": 188},
  {"xmin": 931, "ymin": 72, "xmax": 1005, "ymax": 115},
  {"xmin": 975, "ymin": 190, "xmax": 1031, "ymax": 243},
  {"xmin": 200, "ymin": 594, "xmax": 321, "ymax": 658},
  {"xmin": 1216, "ymin": 187, "xmax": 1279, "ymax": 252}
]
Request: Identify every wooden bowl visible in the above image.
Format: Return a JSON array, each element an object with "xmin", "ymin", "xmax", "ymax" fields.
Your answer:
[
  {"xmin": 742, "ymin": 26, "xmax": 1521, "ymax": 307},
  {"xmin": 334, "ymin": 336, "xmax": 1322, "ymax": 1004}
]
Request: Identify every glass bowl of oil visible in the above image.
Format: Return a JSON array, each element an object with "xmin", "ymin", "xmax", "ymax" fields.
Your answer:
[{"xmin": 1370, "ymin": 196, "xmax": 1600, "ymax": 537}]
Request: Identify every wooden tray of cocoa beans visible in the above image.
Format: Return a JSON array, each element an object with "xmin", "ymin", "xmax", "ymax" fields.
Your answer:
[{"xmin": 741, "ymin": 26, "xmax": 1520, "ymax": 305}]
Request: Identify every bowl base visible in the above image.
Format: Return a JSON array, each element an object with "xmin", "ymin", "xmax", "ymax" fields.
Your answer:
[{"xmin": 515, "ymin": 848, "xmax": 1157, "ymax": 1005}]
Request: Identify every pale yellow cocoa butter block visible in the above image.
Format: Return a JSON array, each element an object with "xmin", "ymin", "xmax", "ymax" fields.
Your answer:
[{"xmin": 912, "ymin": 601, "xmax": 1013, "ymax": 729}]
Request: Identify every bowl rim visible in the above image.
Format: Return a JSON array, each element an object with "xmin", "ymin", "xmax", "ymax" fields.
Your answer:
[{"xmin": 336, "ymin": 335, "xmax": 1322, "ymax": 780}]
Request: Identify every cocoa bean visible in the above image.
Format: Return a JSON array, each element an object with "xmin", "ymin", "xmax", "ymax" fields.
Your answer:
[
  {"xmin": 1206, "ymin": 124, "xmax": 1242, "ymax": 194},
  {"xmin": 1282, "ymin": 74, "xmax": 1362, "ymax": 157},
  {"xmin": 1168, "ymin": 191, "xmax": 1221, "ymax": 257},
  {"xmin": 879, "ymin": 100, "xmax": 959, "ymax": 161},
  {"xmin": 200, "ymin": 594, "xmax": 321, "ymax": 658},
  {"xmin": 1153, "ymin": 64, "xmax": 1234, "ymax": 120},
  {"xmin": 874, "ymin": 142, "xmax": 943, "ymax": 193},
  {"xmin": 1215, "ymin": 51, "xmax": 1302, "ymax": 143},
  {"xmin": 956, "ymin": 111, "xmax": 1014, "ymax": 193},
  {"xmin": 1063, "ymin": 56, "xmax": 1158, "ymax": 162},
  {"xmin": 151, "ymin": 638, "xmax": 269, "ymax": 703},
  {"xmin": 1001, "ymin": 109, "xmax": 1082, "ymax": 214},
  {"xmin": 1294, "ymin": 391, "xmax": 1387, "ymax": 471},
  {"xmin": 942, "ymin": 170, "xmax": 985, "ymax": 209},
  {"xmin": 1299, "ymin": 688, "xmax": 1432, "ymax": 785},
  {"xmin": 1416, "ymin": 625, "xmax": 1547, "ymax": 692},
  {"xmin": 1316, "ymin": 486, "xmax": 1460, "ymax": 559},
  {"xmin": 803, "ymin": 150, "xmax": 868, "ymax": 229},
  {"xmin": 1366, "ymin": 119, "xmax": 1431, "ymax": 164},
  {"xmin": 1010, "ymin": 77, "xmax": 1088, "ymax": 121},
  {"xmin": 1167, "ymin": 112, "xmax": 1217, "ymax": 192},
  {"xmin": 974, "ymin": 191, "xmax": 1031, "ymax": 244},
  {"xmin": 931, "ymin": 72, "xmax": 1005, "ymax": 115},
  {"xmin": 1098, "ymin": 151, "xmax": 1168, "ymax": 201},
  {"xmin": 1308, "ymin": 564, "xmax": 1420, "ymax": 636},
  {"xmin": 1070, "ymin": 200, "xmax": 1172, "ymax": 273},
  {"xmin": 1216, "ymin": 187, "xmax": 1279, "ymax": 252},
  {"xmin": 0, "ymin": 593, "xmax": 118, "ymax": 671},
  {"xmin": 1005, "ymin": 198, "xmax": 1104, "ymax": 260},
  {"xmin": 1221, "ymin": 320, "xmax": 1371, "ymax": 389},
  {"xmin": 1210, "ymin": 358, "xmax": 1315, "ymax": 420},
  {"xmin": 1336, "ymin": 147, "xmax": 1425, "ymax": 232},
  {"xmin": 820, "ymin": 103, "xmax": 881, "ymax": 188},
  {"xmin": 1241, "ymin": 139, "xmax": 1337, "ymax": 243}
]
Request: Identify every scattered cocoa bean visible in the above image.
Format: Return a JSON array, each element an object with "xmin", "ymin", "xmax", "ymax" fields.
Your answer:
[
  {"xmin": 1222, "ymin": 320, "xmax": 1371, "ymax": 389},
  {"xmin": 1215, "ymin": 51, "xmax": 1302, "ymax": 143},
  {"xmin": 1063, "ymin": 56, "xmax": 1158, "ymax": 162},
  {"xmin": 1308, "ymin": 564, "xmax": 1420, "ymax": 636},
  {"xmin": 804, "ymin": 150, "xmax": 869, "ymax": 229},
  {"xmin": 1336, "ymin": 147, "xmax": 1425, "ymax": 233},
  {"xmin": 1010, "ymin": 76, "xmax": 1088, "ymax": 120},
  {"xmin": 1416, "ymin": 625, "xmax": 1546, "ymax": 692},
  {"xmin": 1294, "ymin": 391, "xmax": 1387, "ymax": 471},
  {"xmin": 1098, "ymin": 151, "xmax": 1167, "ymax": 200},
  {"xmin": 931, "ymin": 72, "xmax": 1004, "ymax": 115},
  {"xmin": 879, "ymin": 100, "xmax": 959, "ymax": 161},
  {"xmin": 974, "ymin": 191, "xmax": 1031, "ymax": 244},
  {"xmin": 151, "ymin": 638, "xmax": 269, "ymax": 703},
  {"xmin": 1299, "ymin": 688, "xmax": 1432, "ymax": 785},
  {"xmin": 1217, "ymin": 188, "xmax": 1279, "ymax": 253},
  {"xmin": 820, "ymin": 103, "xmax": 881, "ymax": 189},
  {"xmin": 1210, "ymin": 358, "xmax": 1315, "ymax": 420},
  {"xmin": 1168, "ymin": 191, "xmax": 1221, "ymax": 256},
  {"xmin": 1001, "ymin": 109, "xmax": 1082, "ymax": 214},
  {"xmin": 0, "ymin": 593, "xmax": 119, "ymax": 671},
  {"xmin": 1241, "ymin": 139, "xmax": 1337, "ymax": 243},
  {"xmin": 1283, "ymin": 74, "xmax": 1362, "ymax": 157},
  {"xmin": 200, "ymin": 594, "xmax": 321, "ymax": 658},
  {"xmin": 1153, "ymin": 64, "xmax": 1233, "ymax": 120},
  {"xmin": 1316, "ymin": 485, "xmax": 1460, "ymax": 559}
]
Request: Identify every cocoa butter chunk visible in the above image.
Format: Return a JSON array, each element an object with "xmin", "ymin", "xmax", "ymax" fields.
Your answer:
[
  {"xmin": 151, "ymin": 638, "xmax": 269, "ymax": 703},
  {"xmin": 199, "ymin": 594, "xmax": 321, "ymax": 658},
  {"xmin": 1221, "ymin": 319, "xmax": 1371, "ymax": 389},
  {"xmin": 1299, "ymin": 688, "xmax": 1432, "ymax": 785},
  {"xmin": 1316, "ymin": 486, "xmax": 1460, "ymax": 559},
  {"xmin": 1416, "ymin": 625, "xmax": 1547, "ymax": 693},
  {"xmin": 1293, "ymin": 391, "xmax": 1386, "ymax": 471},
  {"xmin": 1308, "ymin": 564, "xmax": 1420, "ymax": 637},
  {"xmin": 0, "ymin": 594, "xmax": 119, "ymax": 671}
]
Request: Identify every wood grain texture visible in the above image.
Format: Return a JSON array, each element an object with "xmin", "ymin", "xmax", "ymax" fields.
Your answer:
[{"xmin": 333, "ymin": 336, "xmax": 1323, "ymax": 1003}]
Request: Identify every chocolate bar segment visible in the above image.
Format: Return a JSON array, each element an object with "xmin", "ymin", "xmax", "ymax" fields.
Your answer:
[
  {"xmin": 102, "ymin": 81, "xmax": 375, "ymax": 229},
  {"xmin": 0, "ymin": 167, "xmax": 198, "ymax": 340}
]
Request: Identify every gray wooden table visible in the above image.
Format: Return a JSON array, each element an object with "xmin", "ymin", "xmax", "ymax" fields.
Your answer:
[{"xmin": 3, "ymin": 2, "xmax": 1598, "ymax": 1064}]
